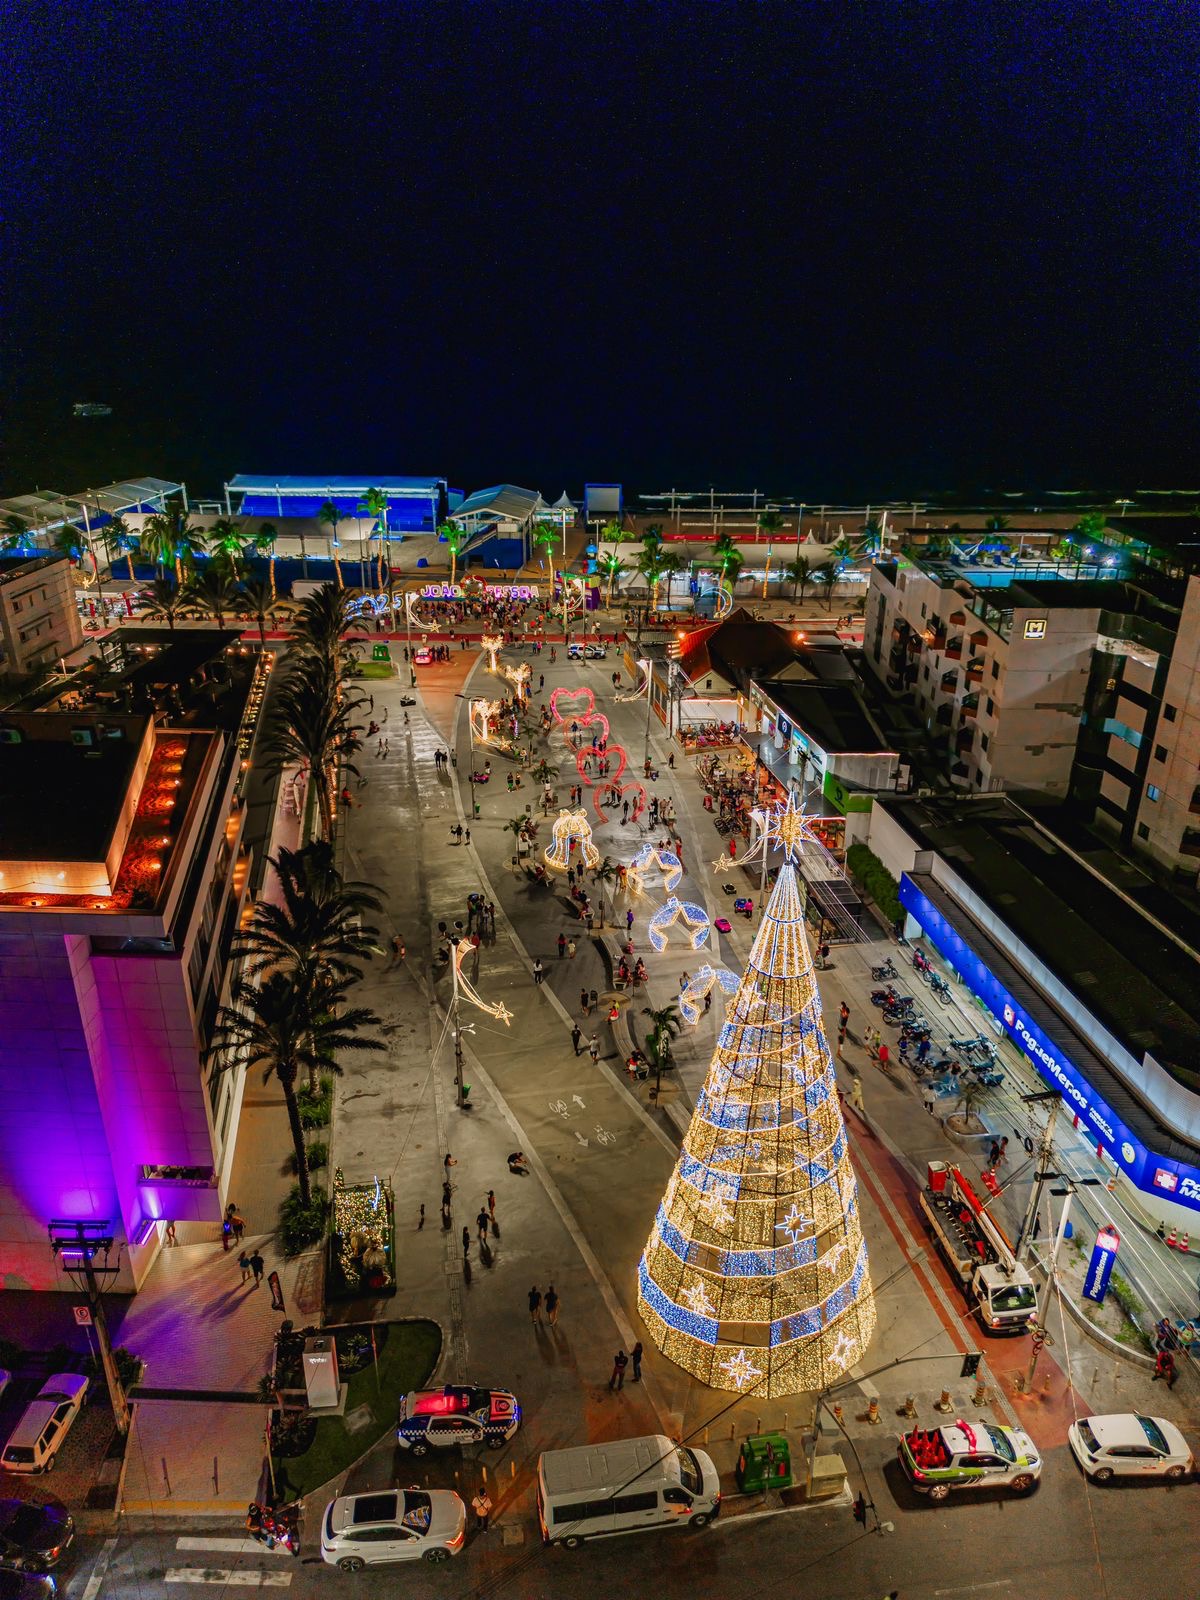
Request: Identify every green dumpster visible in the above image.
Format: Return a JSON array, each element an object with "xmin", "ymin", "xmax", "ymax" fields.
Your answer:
[
  {"xmin": 371, "ymin": 643, "xmax": 392, "ymax": 663},
  {"xmin": 735, "ymin": 1432, "xmax": 793, "ymax": 1493}
]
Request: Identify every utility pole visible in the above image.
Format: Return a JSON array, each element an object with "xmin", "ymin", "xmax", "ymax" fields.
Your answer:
[
  {"xmin": 449, "ymin": 938, "xmax": 467, "ymax": 1109},
  {"xmin": 1015, "ymin": 1091, "xmax": 1061, "ymax": 1263},
  {"xmin": 48, "ymin": 1221, "xmax": 130, "ymax": 1436}
]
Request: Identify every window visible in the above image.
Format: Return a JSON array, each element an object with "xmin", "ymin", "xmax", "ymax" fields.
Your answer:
[
  {"xmin": 1155, "ymin": 745, "xmax": 1167, "ymax": 762},
  {"xmin": 1163, "ymin": 704, "xmax": 1177, "ymax": 722},
  {"xmin": 1137, "ymin": 823, "xmax": 1150, "ymax": 840},
  {"xmin": 981, "ymin": 733, "xmax": 989, "ymax": 751},
  {"xmin": 1147, "ymin": 785, "xmax": 1161, "ymax": 802},
  {"xmin": 613, "ymin": 1491, "xmax": 658, "ymax": 1514},
  {"xmin": 986, "ymin": 697, "xmax": 995, "ymax": 717},
  {"xmin": 991, "ymin": 660, "xmax": 999, "ymax": 678}
]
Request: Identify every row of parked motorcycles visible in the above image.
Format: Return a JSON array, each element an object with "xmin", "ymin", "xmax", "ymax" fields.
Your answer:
[{"xmin": 869, "ymin": 951, "xmax": 1005, "ymax": 1090}]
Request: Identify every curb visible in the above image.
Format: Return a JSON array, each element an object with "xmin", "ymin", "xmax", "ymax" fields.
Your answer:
[{"xmin": 1032, "ymin": 1263, "xmax": 1154, "ymax": 1370}]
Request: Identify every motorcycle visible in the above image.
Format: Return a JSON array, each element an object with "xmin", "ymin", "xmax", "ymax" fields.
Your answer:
[
  {"xmin": 870, "ymin": 958, "xmax": 898, "ymax": 982},
  {"xmin": 929, "ymin": 973, "xmax": 952, "ymax": 1002},
  {"xmin": 246, "ymin": 1502, "xmax": 300, "ymax": 1555},
  {"xmin": 399, "ymin": 694, "xmax": 416, "ymax": 707},
  {"xmin": 871, "ymin": 985, "xmax": 902, "ymax": 1008},
  {"xmin": 911, "ymin": 948, "xmax": 932, "ymax": 975}
]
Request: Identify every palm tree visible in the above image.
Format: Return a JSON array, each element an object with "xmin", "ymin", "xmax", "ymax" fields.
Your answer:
[
  {"xmin": 757, "ymin": 510, "xmax": 785, "ymax": 598},
  {"xmin": 289, "ymin": 582, "xmax": 358, "ymax": 666},
  {"xmin": 1, "ymin": 513, "xmax": 29, "ymax": 554},
  {"xmin": 709, "ymin": 532, "xmax": 744, "ymax": 598},
  {"xmin": 783, "ymin": 556, "xmax": 813, "ymax": 604},
  {"xmin": 138, "ymin": 576, "xmax": 189, "ymax": 632},
  {"xmin": 642, "ymin": 523, "xmax": 665, "ymax": 555},
  {"xmin": 51, "ymin": 523, "xmax": 87, "ymax": 577},
  {"xmin": 591, "ymin": 857, "xmax": 620, "ymax": 927},
  {"xmin": 811, "ymin": 560, "xmax": 839, "ymax": 611},
  {"xmin": 440, "ymin": 521, "xmax": 468, "ymax": 587},
  {"xmin": 142, "ymin": 507, "xmax": 205, "ymax": 585},
  {"xmin": 599, "ymin": 552, "xmax": 626, "ymax": 606},
  {"xmin": 636, "ymin": 547, "xmax": 668, "ymax": 612},
  {"xmin": 102, "ymin": 515, "xmax": 138, "ymax": 581},
  {"xmin": 253, "ymin": 522, "xmax": 279, "ymax": 599},
  {"xmin": 208, "ymin": 517, "xmax": 246, "ymax": 576},
  {"xmin": 209, "ymin": 970, "xmax": 384, "ymax": 1204},
  {"xmin": 184, "ymin": 566, "xmax": 243, "ymax": 629},
  {"xmin": 659, "ymin": 551, "xmax": 683, "ymax": 610},
  {"xmin": 235, "ymin": 841, "xmax": 381, "ymax": 987},
  {"xmin": 317, "ymin": 499, "xmax": 345, "ymax": 589},
  {"xmin": 532, "ymin": 521, "xmax": 558, "ymax": 595},
  {"xmin": 642, "ymin": 1000, "xmax": 683, "ymax": 1099},
  {"xmin": 239, "ymin": 576, "xmax": 291, "ymax": 641},
  {"xmin": 601, "ymin": 517, "xmax": 626, "ymax": 547},
  {"xmin": 362, "ymin": 490, "xmax": 392, "ymax": 591},
  {"xmin": 264, "ymin": 653, "xmax": 364, "ymax": 839}
]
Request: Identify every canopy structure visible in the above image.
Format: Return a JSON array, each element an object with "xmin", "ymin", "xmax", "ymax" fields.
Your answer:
[
  {"xmin": 0, "ymin": 478, "xmax": 184, "ymax": 537},
  {"xmin": 225, "ymin": 474, "xmax": 448, "ymax": 531},
  {"xmin": 449, "ymin": 484, "xmax": 542, "ymax": 533}
]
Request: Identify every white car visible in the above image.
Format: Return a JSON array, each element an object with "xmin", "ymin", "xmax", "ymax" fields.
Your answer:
[
  {"xmin": 320, "ymin": 1488, "xmax": 466, "ymax": 1571},
  {"xmin": 1068, "ymin": 1413, "xmax": 1193, "ymax": 1483},
  {"xmin": 0, "ymin": 1373, "xmax": 89, "ymax": 1474}
]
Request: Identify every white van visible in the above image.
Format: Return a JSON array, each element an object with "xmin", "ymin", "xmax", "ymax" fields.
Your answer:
[{"xmin": 537, "ymin": 1434, "xmax": 721, "ymax": 1548}]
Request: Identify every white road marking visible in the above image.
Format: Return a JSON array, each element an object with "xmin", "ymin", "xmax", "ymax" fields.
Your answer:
[
  {"xmin": 594, "ymin": 1125, "xmax": 616, "ymax": 1145},
  {"xmin": 933, "ymin": 1582, "xmax": 1012, "ymax": 1596},
  {"xmin": 175, "ymin": 1536, "xmax": 294, "ymax": 1557},
  {"xmin": 574, "ymin": 1130, "xmax": 590, "ymax": 1146},
  {"xmin": 165, "ymin": 1572, "xmax": 292, "ymax": 1587},
  {"xmin": 572, "ymin": 1093, "xmax": 586, "ymax": 1107},
  {"xmin": 81, "ymin": 1536, "xmax": 117, "ymax": 1600}
]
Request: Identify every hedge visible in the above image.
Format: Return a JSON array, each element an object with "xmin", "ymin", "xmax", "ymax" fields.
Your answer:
[{"xmin": 846, "ymin": 842, "xmax": 902, "ymax": 925}]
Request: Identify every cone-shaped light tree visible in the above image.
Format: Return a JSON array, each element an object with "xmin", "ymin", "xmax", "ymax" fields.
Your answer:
[{"xmin": 638, "ymin": 791, "xmax": 876, "ymax": 1397}]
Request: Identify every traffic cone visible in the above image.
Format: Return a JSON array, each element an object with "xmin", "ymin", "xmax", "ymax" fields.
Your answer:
[
  {"xmin": 903, "ymin": 1395, "xmax": 917, "ymax": 1418},
  {"xmin": 935, "ymin": 1390, "xmax": 953, "ymax": 1414},
  {"xmin": 1166, "ymin": 1227, "xmax": 1177, "ymax": 1248},
  {"xmin": 865, "ymin": 1397, "xmax": 881, "ymax": 1425},
  {"xmin": 1180, "ymin": 1233, "xmax": 1190, "ymax": 1253}
]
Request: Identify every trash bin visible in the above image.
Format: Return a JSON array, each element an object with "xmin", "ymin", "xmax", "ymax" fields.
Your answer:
[
  {"xmin": 928, "ymin": 1161, "xmax": 950, "ymax": 1193},
  {"xmin": 735, "ymin": 1433, "xmax": 793, "ymax": 1494}
]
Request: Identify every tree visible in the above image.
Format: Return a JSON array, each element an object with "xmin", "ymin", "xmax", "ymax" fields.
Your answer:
[
  {"xmin": 264, "ymin": 652, "xmax": 364, "ymax": 839},
  {"xmin": 239, "ymin": 576, "xmax": 291, "ymax": 641},
  {"xmin": 659, "ymin": 551, "xmax": 683, "ymax": 610},
  {"xmin": 138, "ymin": 576, "xmax": 188, "ymax": 632},
  {"xmin": 209, "ymin": 971, "xmax": 384, "ymax": 1205},
  {"xmin": 591, "ymin": 857, "xmax": 620, "ymax": 927},
  {"xmin": 141, "ymin": 507, "xmax": 205, "ymax": 585},
  {"xmin": 317, "ymin": 499, "xmax": 345, "ymax": 589},
  {"xmin": 642, "ymin": 1000, "xmax": 683, "ymax": 1100},
  {"xmin": 642, "ymin": 523, "xmax": 665, "ymax": 555},
  {"xmin": 1, "ymin": 513, "xmax": 28, "ymax": 554},
  {"xmin": 362, "ymin": 489, "xmax": 392, "ymax": 591},
  {"xmin": 638, "ymin": 793, "xmax": 877, "ymax": 1396},
  {"xmin": 51, "ymin": 523, "xmax": 87, "ymax": 575},
  {"xmin": 289, "ymin": 582, "xmax": 358, "ymax": 666},
  {"xmin": 207, "ymin": 518, "xmax": 246, "ymax": 576},
  {"xmin": 757, "ymin": 510, "xmax": 785, "ymax": 598},
  {"xmin": 984, "ymin": 514, "xmax": 1010, "ymax": 534},
  {"xmin": 636, "ymin": 546, "xmax": 668, "ymax": 611},
  {"xmin": 783, "ymin": 556, "xmax": 813, "ymax": 603},
  {"xmin": 100, "ymin": 515, "xmax": 138, "ymax": 582},
  {"xmin": 234, "ymin": 840, "xmax": 381, "ymax": 1000},
  {"xmin": 440, "ymin": 521, "xmax": 468, "ymax": 587},
  {"xmin": 599, "ymin": 552, "xmax": 627, "ymax": 606},
  {"xmin": 253, "ymin": 522, "xmax": 279, "ymax": 599},
  {"xmin": 532, "ymin": 521, "xmax": 559, "ymax": 595},
  {"xmin": 183, "ymin": 566, "xmax": 242, "ymax": 629},
  {"xmin": 811, "ymin": 560, "xmax": 839, "ymax": 611}
]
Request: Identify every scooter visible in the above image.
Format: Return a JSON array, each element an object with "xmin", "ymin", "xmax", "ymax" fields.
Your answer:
[
  {"xmin": 399, "ymin": 694, "xmax": 416, "ymax": 707},
  {"xmin": 929, "ymin": 973, "xmax": 952, "ymax": 1001},
  {"xmin": 870, "ymin": 957, "xmax": 898, "ymax": 982}
]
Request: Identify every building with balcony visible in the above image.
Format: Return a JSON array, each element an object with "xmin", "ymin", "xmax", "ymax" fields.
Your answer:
[
  {"xmin": 0, "ymin": 556, "xmax": 84, "ymax": 681},
  {"xmin": 0, "ymin": 632, "xmax": 272, "ymax": 1291}
]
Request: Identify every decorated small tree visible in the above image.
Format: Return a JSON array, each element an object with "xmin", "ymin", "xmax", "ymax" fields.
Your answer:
[{"xmin": 638, "ymin": 792, "xmax": 876, "ymax": 1397}]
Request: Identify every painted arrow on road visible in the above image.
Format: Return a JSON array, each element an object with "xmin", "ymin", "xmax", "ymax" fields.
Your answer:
[
  {"xmin": 572, "ymin": 1094, "xmax": 586, "ymax": 1107},
  {"xmin": 575, "ymin": 1131, "xmax": 590, "ymax": 1147}
]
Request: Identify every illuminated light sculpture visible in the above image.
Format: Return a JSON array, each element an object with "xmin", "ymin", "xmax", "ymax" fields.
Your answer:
[
  {"xmin": 503, "ymin": 661, "xmax": 532, "ymax": 702},
  {"xmin": 543, "ymin": 808, "xmax": 601, "ymax": 874},
  {"xmin": 453, "ymin": 938, "xmax": 513, "ymax": 1026},
  {"xmin": 481, "ymin": 634, "xmax": 505, "ymax": 673},
  {"xmin": 561, "ymin": 575, "xmax": 587, "ymax": 614},
  {"xmin": 594, "ymin": 778, "xmax": 647, "ymax": 824},
  {"xmin": 403, "ymin": 590, "xmax": 442, "ymax": 633},
  {"xmin": 563, "ymin": 713, "xmax": 610, "ymax": 753},
  {"xmin": 696, "ymin": 581, "xmax": 734, "ymax": 619},
  {"xmin": 648, "ymin": 895, "xmax": 712, "ymax": 953},
  {"xmin": 576, "ymin": 740, "xmax": 624, "ymax": 787},
  {"xmin": 678, "ymin": 964, "xmax": 742, "ymax": 1025},
  {"xmin": 469, "ymin": 698, "xmax": 502, "ymax": 743},
  {"xmin": 628, "ymin": 842, "xmax": 683, "ymax": 896},
  {"xmin": 638, "ymin": 789, "xmax": 877, "ymax": 1397},
  {"xmin": 549, "ymin": 687, "xmax": 595, "ymax": 725},
  {"xmin": 615, "ymin": 667, "xmax": 651, "ymax": 704}
]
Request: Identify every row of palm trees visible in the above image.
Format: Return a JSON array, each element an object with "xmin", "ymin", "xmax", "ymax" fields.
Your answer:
[
  {"xmin": 139, "ymin": 572, "xmax": 291, "ymax": 635},
  {"xmin": 593, "ymin": 518, "xmax": 849, "ymax": 610}
]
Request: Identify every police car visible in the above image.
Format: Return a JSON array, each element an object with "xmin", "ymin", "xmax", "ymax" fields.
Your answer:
[
  {"xmin": 898, "ymin": 1418, "xmax": 1041, "ymax": 1501},
  {"xmin": 397, "ymin": 1386, "xmax": 521, "ymax": 1454}
]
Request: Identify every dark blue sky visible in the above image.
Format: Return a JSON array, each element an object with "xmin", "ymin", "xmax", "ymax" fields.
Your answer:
[{"xmin": 4, "ymin": 1, "xmax": 1195, "ymax": 502}]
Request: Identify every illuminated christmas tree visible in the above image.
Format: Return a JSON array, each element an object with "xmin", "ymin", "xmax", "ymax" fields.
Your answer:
[{"xmin": 637, "ymin": 791, "xmax": 876, "ymax": 1397}]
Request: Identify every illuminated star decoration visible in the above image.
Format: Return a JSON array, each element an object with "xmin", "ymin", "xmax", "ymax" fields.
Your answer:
[
  {"xmin": 775, "ymin": 1203, "xmax": 814, "ymax": 1244},
  {"xmin": 453, "ymin": 940, "xmax": 513, "ymax": 1026},
  {"xmin": 678, "ymin": 964, "xmax": 742, "ymax": 1024},
  {"xmin": 543, "ymin": 808, "xmax": 601, "ymax": 874},
  {"xmin": 680, "ymin": 1280, "xmax": 717, "ymax": 1317},
  {"xmin": 628, "ymin": 842, "xmax": 683, "ymax": 896},
  {"xmin": 403, "ymin": 590, "xmax": 441, "ymax": 632},
  {"xmin": 648, "ymin": 896, "xmax": 712, "ymax": 953},
  {"xmin": 718, "ymin": 1348, "xmax": 763, "ymax": 1390},
  {"xmin": 714, "ymin": 787, "xmax": 825, "ymax": 876}
]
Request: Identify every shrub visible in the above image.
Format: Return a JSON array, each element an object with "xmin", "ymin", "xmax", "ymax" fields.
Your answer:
[
  {"xmin": 83, "ymin": 1347, "xmax": 142, "ymax": 1389},
  {"xmin": 279, "ymin": 1184, "xmax": 328, "ymax": 1256},
  {"xmin": 297, "ymin": 1076, "xmax": 334, "ymax": 1130},
  {"xmin": 286, "ymin": 1140, "xmax": 328, "ymax": 1175},
  {"xmin": 846, "ymin": 842, "xmax": 902, "ymax": 925}
]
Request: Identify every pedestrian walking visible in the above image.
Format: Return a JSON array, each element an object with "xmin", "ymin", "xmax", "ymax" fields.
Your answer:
[
  {"xmin": 444, "ymin": 1151, "xmax": 457, "ymax": 1173},
  {"xmin": 626, "ymin": 908, "xmax": 634, "ymax": 932},
  {"xmin": 997, "ymin": 1136, "xmax": 1009, "ymax": 1165},
  {"xmin": 588, "ymin": 1034, "xmax": 600, "ymax": 1064},
  {"xmin": 462, "ymin": 1225, "xmax": 471, "ymax": 1257},
  {"xmin": 819, "ymin": 941, "xmax": 830, "ymax": 968},
  {"xmin": 487, "ymin": 1189, "xmax": 496, "ymax": 1223},
  {"xmin": 529, "ymin": 1285, "xmax": 543, "ymax": 1324},
  {"xmin": 249, "ymin": 1250, "xmax": 265, "ymax": 1285},
  {"xmin": 580, "ymin": 987, "xmax": 590, "ymax": 1016},
  {"xmin": 418, "ymin": 1203, "xmax": 425, "ymax": 1229},
  {"xmin": 221, "ymin": 1216, "xmax": 234, "ymax": 1252},
  {"xmin": 877, "ymin": 1042, "xmax": 890, "ymax": 1073},
  {"xmin": 476, "ymin": 1207, "xmax": 489, "ymax": 1241},
  {"xmin": 471, "ymin": 1487, "xmax": 493, "ymax": 1532},
  {"xmin": 465, "ymin": 828, "xmax": 471, "ymax": 845},
  {"xmin": 631, "ymin": 1341, "xmax": 643, "ymax": 1381},
  {"xmin": 546, "ymin": 1283, "xmax": 559, "ymax": 1325},
  {"xmin": 567, "ymin": 938, "xmax": 577, "ymax": 959},
  {"xmin": 920, "ymin": 1081, "xmax": 937, "ymax": 1115},
  {"xmin": 838, "ymin": 1001, "xmax": 850, "ymax": 1031},
  {"xmin": 557, "ymin": 933, "xmax": 567, "ymax": 958},
  {"xmin": 987, "ymin": 1140, "xmax": 1001, "ymax": 1169},
  {"xmin": 608, "ymin": 1349, "xmax": 629, "ymax": 1390},
  {"xmin": 533, "ymin": 958, "xmax": 545, "ymax": 985},
  {"xmin": 1153, "ymin": 1348, "xmax": 1178, "ymax": 1388},
  {"xmin": 238, "ymin": 1250, "xmax": 252, "ymax": 1284},
  {"xmin": 570, "ymin": 1024, "xmax": 583, "ymax": 1056}
]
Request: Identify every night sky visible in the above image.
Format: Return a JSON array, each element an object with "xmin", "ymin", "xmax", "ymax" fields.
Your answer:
[{"xmin": 4, "ymin": 1, "xmax": 1195, "ymax": 504}]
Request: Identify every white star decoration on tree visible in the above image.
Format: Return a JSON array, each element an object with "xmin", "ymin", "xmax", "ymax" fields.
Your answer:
[
  {"xmin": 819, "ymin": 1240, "xmax": 850, "ymax": 1273},
  {"xmin": 776, "ymin": 1203, "xmax": 815, "ymax": 1244},
  {"xmin": 680, "ymin": 1281, "xmax": 717, "ymax": 1317},
  {"xmin": 828, "ymin": 1328, "xmax": 856, "ymax": 1369},
  {"xmin": 719, "ymin": 1348, "xmax": 764, "ymax": 1390},
  {"xmin": 697, "ymin": 1182, "xmax": 737, "ymax": 1228}
]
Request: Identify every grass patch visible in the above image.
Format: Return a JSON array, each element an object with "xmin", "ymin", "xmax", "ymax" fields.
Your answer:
[
  {"xmin": 271, "ymin": 1320, "xmax": 442, "ymax": 1500},
  {"xmin": 351, "ymin": 660, "xmax": 394, "ymax": 679}
]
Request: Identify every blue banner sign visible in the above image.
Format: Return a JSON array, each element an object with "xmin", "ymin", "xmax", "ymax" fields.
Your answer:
[
  {"xmin": 1083, "ymin": 1226, "xmax": 1120, "ymax": 1304},
  {"xmin": 899, "ymin": 875, "xmax": 1200, "ymax": 1216}
]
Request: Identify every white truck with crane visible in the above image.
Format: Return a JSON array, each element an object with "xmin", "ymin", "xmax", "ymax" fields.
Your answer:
[{"xmin": 919, "ymin": 1165, "xmax": 1038, "ymax": 1333}]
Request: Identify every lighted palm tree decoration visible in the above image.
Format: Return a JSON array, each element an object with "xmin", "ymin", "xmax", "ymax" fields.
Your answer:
[
  {"xmin": 142, "ymin": 507, "xmax": 205, "ymax": 585},
  {"xmin": 659, "ymin": 551, "xmax": 683, "ymax": 610},
  {"xmin": 532, "ymin": 521, "xmax": 558, "ymax": 594},
  {"xmin": 362, "ymin": 489, "xmax": 392, "ymax": 591},
  {"xmin": 208, "ymin": 517, "xmax": 245, "ymax": 577},
  {"xmin": 138, "ymin": 576, "xmax": 189, "ymax": 632},
  {"xmin": 636, "ymin": 546, "xmax": 668, "ymax": 612},
  {"xmin": 101, "ymin": 515, "xmax": 138, "ymax": 582},
  {"xmin": 440, "ymin": 521, "xmax": 468, "ymax": 586},
  {"xmin": 757, "ymin": 509, "xmax": 785, "ymax": 598},
  {"xmin": 811, "ymin": 560, "xmax": 838, "ymax": 611},
  {"xmin": 642, "ymin": 523, "xmax": 665, "ymax": 555},
  {"xmin": 254, "ymin": 522, "xmax": 279, "ymax": 599},
  {"xmin": 783, "ymin": 556, "xmax": 812, "ymax": 604},
  {"xmin": 183, "ymin": 566, "xmax": 242, "ymax": 629},
  {"xmin": 600, "ymin": 551, "xmax": 626, "ymax": 605},
  {"xmin": 317, "ymin": 499, "xmax": 345, "ymax": 590},
  {"xmin": 209, "ymin": 970, "xmax": 384, "ymax": 1206}
]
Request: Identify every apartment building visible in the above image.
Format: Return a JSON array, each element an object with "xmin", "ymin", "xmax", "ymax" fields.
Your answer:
[
  {"xmin": 0, "ymin": 633, "xmax": 272, "ymax": 1291},
  {"xmin": 1128, "ymin": 576, "xmax": 1200, "ymax": 881},
  {"xmin": 0, "ymin": 555, "xmax": 84, "ymax": 680}
]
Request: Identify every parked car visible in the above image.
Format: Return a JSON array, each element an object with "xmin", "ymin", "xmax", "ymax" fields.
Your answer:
[
  {"xmin": 897, "ymin": 1419, "xmax": 1041, "ymax": 1501},
  {"xmin": 413, "ymin": 647, "xmax": 433, "ymax": 666},
  {"xmin": 320, "ymin": 1489, "xmax": 466, "ymax": 1571},
  {"xmin": 0, "ymin": 1374, "xmax": 89, "ymax": 1475},
  {"xmin": 397, "ymin": 1385, "xmax": 521, "ymax": 1454},
  {"xmin": 1067, "ymin": 1413, "xmax": 1193, "ymax": 1482},
  {"xmin": 0, "ymin": 1500, "xmax": 74, "ymax": 1573},
  {"xmin": 0, "ymin": 1570, "xmax": 57, "ymax": 1600},
  {"xmin": 567, "ymin": 642, "xmax": 606, "ymax": 659}
]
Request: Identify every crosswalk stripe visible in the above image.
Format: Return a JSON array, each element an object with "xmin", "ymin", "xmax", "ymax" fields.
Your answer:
[
  {"xmin": 175, "ymin": 1536, "xmax": 294, "ymax": 1558},
  {"xmin": 165, "ymin": 1572, "xmax": 291, "ymax": 1587}
]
